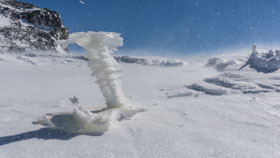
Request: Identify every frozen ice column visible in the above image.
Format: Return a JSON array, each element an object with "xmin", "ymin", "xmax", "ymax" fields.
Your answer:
[{"xmin": 69, "ymin": 31, "xmax": 126, "ymax": 108}]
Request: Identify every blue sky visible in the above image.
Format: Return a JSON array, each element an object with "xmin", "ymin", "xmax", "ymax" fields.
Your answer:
[{"xmin": 21, "ymin": 0, "xmax": 280, "ymax": 54}]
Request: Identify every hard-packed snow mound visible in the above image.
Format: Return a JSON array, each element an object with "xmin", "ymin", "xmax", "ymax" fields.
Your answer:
[
  {"xmin": 205, "ymin": 57, "xmax": 238, "ymax": 71},
  {"xmin": 185, "ymin": 83, "xmax": 227, "ymax": 95},
  {"xmin": 114, "ymin": 55, "xmax": 185, "ymax": 67},
  {"xmin": 203, "ymin": 76, "xmax": 272, "ymax": 94},
  {"xmin": 167, "ymin": 91, "xmax": 194, "ymax": 99},
  {"xmin": 240, "ymin": 45, "xmax": 280, "ymax": 73}
]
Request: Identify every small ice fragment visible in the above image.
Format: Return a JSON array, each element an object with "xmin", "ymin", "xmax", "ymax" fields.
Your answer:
[{"xmin": 69, "ymin": 96, "xmax": 79, "ymax": 105}]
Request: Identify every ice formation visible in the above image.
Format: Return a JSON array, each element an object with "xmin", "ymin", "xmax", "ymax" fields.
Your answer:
[
  {"xmin": 33, "ymin": 31, "xmax": 145, "ymax": 134},
  {"xmin": 68, "ymin": 31, "xmax": 126, "ymax": 108},
  {"xmin": 239, "ymin": 45, "xmax": 280, "ymax": 73}
]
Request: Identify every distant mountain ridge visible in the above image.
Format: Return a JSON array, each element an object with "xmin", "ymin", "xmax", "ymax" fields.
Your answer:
[{"xmin": 0, "ymin": 0, "xmax": 68, "ymax": 52}]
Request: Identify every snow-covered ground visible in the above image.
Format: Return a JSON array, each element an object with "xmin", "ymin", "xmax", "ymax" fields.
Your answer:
[
  {"xmin": 0, "ymin": 51, "xmax": 280, "ymax": 157},
  {"xmin": 0, "ymin": 14, "xmax": 11, "ymax": 27}
]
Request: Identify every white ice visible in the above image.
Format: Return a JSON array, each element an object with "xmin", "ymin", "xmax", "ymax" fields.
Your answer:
[
  {"xmin": 32, "ymin": 31, "xmax": 144, "ymax": 134},
  {"xmin": 68, "ymin": 31, "xmax": 126, "ymax": 108}
]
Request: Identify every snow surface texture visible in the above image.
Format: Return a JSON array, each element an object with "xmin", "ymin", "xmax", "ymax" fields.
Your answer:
[
  {"xmin": 240, "ymin": 45, "xmax": 280, "ymax": 73},
  {"xmin": 0, "ymin": 14, "xmax": 11, "ymax": 27},
  {"xmin": 1, "ymin": 48, "xmax": 280, "ymax": 157}
]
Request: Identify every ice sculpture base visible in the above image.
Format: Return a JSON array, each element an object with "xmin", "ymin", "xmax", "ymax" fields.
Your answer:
[{"xmin": 33, "ymin": 106, "xmax": 146, "ymax": 135}]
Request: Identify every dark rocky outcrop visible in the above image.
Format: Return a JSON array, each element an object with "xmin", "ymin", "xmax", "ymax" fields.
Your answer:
[
  {"xmin": 114, "ymin": 55, "xmax": 185, "ymax": 67},
  {"xmin": 0, "ymin": 0, "xmax": 68, "ymax": 52},
  {"xmin": 205, "ymin": 57, "xmax": 237, "ymax": 71},
  {"xmin": 239, "ymin": 45, "xmax": 280, "ymax": 73}
]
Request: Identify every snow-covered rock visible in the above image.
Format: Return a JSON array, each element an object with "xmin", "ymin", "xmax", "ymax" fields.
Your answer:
[
  {"xmin": 239, "ymin": 45, "xmax": 280, "ymax": 73},
  {"xmin": 205, "ymin": 57, "xmax": 237, "ymax": 71},
  {"xmin": 114, "ymin": 55, "xmax": 185, "ymax": 67},
  {"xmin": 0, "ymin": 0, "xmax": 68, "ymax": 52}
]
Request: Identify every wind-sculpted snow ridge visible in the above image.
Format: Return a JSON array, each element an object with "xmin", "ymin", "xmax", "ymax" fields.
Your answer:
[
  {"xmin": 182, "ymin": 68, "xmax": 278, "ymax": 96},
  {"xmin": 205, "ymin": 57, "xmax": 239, "ymax": 71},
  {"xmin": 203, "ymin": 77, "xmax": 255, "ymax": 91},
  {"xmin": 182, "ymin": 67, "xmax": 280, "ymax": 97},
  {"xmin": 240, "ymin": 45, "xmax": 280, "ymax": 73},
  {"xmin": 33, "ymin": 31, "xmax": 145, "ymax": 134},
  {"xmin": 168, "ymin": 50, "xmax": 280, "ymax": 99},
  {"xmin": 203, "ymin": 76, "xmax": 273, "ymax": 94},
  {"xmin": 0, "ymin": 51, "xmax": 88, "ymax": 65},
  {"xmin": 186, "ymin": 83, "xmax": 227, "ymax": 95},
  {"xmin": 166, "ymin": 90, "xmax": 195, "ymax": 99},
  {"xmin": 21, "ymin": 52, "xmax": 88, "ymax": 61},
  {"xmin": 114, "ymin": 55, "xmax": 185, "ymax": 67}
]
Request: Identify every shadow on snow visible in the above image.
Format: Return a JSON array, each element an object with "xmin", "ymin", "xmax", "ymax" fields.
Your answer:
[{"xmin": 0, "ymin": 128, "xmax": 102, "ymax": 146}]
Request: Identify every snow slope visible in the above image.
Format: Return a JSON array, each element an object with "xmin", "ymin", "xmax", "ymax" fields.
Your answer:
[
  {"xmin": 0, "ymin": 51, "xmax": 280, "ymax": 157},
  {"xmin": 0, "ymin": 14, "xmax": 11, "ymax": 27}
]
